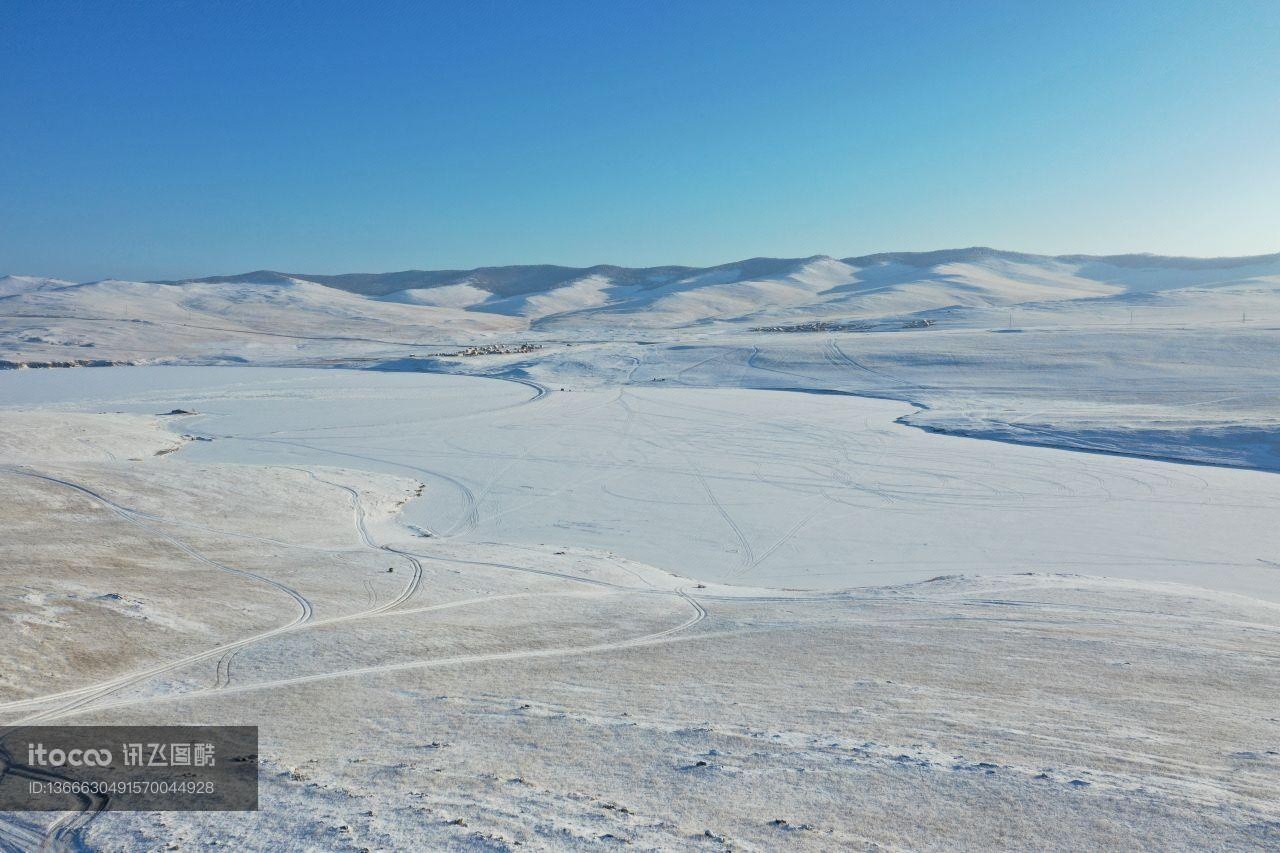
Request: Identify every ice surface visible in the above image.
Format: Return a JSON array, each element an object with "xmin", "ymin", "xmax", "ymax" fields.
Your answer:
[{"xmin": 5, "ymin": 366, "xmax": 1278, "ymax": 601}]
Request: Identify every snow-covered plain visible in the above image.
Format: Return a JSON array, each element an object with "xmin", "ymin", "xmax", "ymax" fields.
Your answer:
[
  {"xmin": 2, "ymin": 249, "xmax": 1279, "ymax": 850},
  {"xmin": 5, "ymin": 366, "xmax": 1278, "ymax": 599}
]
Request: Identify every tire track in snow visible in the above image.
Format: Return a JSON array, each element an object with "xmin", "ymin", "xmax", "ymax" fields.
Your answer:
[
  {"xmin": 69, "ymin": 590, "xmax": 713, "ymax": 717},
  {"xmin": 619, "ymin": 393, "xmax": 756, "ymax": 570},
  {"xmin": 211, "ymin": 467, "xmax": 428, "ymax": 690}
]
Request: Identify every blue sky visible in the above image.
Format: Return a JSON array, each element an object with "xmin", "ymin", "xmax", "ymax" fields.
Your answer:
[{"xmin": 3, "ymin": 0, "xmax": 1278, "ymax": 280}]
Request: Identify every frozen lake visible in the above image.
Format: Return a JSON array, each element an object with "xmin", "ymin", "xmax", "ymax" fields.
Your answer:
[{"xmin": 4, "ymin": 365, "xmax": 1279, "ymax": 597}]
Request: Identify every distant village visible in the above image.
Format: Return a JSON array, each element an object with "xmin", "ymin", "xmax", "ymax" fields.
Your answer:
[{"xmin": 438, "ymin": 343, "xmax": 543, "ymax": 358}]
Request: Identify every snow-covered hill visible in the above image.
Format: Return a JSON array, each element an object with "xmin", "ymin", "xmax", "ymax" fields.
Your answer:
[
  {"xmin": 0, "ymin": 275, "xmax": 77, "ymax": 299},
  {"xmin": 110, "ymin": 247, "xmax": 1280, "ymax": 333}
]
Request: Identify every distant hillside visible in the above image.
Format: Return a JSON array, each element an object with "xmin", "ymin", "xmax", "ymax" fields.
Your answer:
[
  {"xmin": 4, "ymin": 247, "xmax": 1276, "ymax": 348},
  {"xmin": 159, "ymin": 247, "xmax": 1280, "ymax": 299},
  {"xmin": 161, "ymin": 257, "xmax": 839, "ymax": 299}
]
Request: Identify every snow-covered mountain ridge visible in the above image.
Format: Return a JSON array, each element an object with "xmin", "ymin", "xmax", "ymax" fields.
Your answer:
[{"xmin": 5, "ymin": 247, "xmax": 1273, "ymax": 335}]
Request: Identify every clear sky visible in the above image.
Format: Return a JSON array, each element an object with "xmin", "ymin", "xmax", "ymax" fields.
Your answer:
[{"xmin": 3, "ymin": 0, "xmax": 1278, "ymax": 281}]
